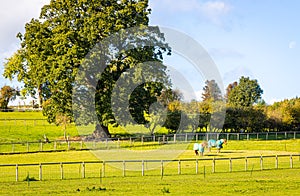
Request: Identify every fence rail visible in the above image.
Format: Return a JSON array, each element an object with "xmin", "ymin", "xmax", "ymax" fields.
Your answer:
[
  {"xmin": 0, "ymin": 154, "xmax": 299, "ymax": 182},
  {"xmin": 0, "ymin": 131, "xmax": 299, "ymax": 154}
]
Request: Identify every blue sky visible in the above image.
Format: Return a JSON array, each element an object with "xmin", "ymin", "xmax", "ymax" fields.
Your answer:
[{"xmin": 1, "ymin": 0, "xmax": 300, "ymax": 104}]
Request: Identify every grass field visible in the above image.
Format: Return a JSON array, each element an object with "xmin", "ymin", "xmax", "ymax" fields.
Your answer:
[
  {"xmin": 0, "ymin": 169, "xmax": 300, "ymax": 195},
  {"xmin": 1, "ymin": 112, "xmax": 300, "ymax": 195},
  {"xmin": 0, "ymin": 112, "xmax": 167, "ymax": 142},
  {"xmin": 0, "ymin": 140, "xmax": 300, "ymax": 195}
]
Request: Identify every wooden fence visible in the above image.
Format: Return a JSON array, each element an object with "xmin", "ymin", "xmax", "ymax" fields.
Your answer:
[{"xmin": 0, "ymin": 154, "xmax": 299, "ymax": 182}]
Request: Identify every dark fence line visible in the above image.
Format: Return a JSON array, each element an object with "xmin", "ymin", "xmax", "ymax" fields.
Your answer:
[
  {"xmin": 0, "ymin": 131, "xmax": 299, "ymax": 154},
  {"xmin": 0, "ymin": 154, "xmax": 299, "ymax": 182}
]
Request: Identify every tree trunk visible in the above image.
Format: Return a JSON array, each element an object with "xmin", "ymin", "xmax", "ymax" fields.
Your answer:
[
  {"xmin": 38, "ymin": 84, "xmax": 43, "ymax": 108},
  {"xmin": 93, "ymin": 124, "xmax": 111, "ymax": 138}
]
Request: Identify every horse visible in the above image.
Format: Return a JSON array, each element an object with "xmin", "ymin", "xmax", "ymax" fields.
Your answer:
[
  {"xmin": 193, "ymin": 141, "xmax": 208, "ymax": 156},
  {"xmin": 207, "ymin": 139, "xmax": 226, "ymax": 153}
]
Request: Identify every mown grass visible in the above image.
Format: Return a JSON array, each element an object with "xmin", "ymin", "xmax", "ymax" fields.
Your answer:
[
  {"xmin": 0, "ymin": 169, "xmax": 299, "ymax": 195},
  {"xmin": 0, "ymin": 112, "xmax": 168, "ymax": 142},
  {"xmin": 0, "ymin": 142, "xmax": 299, "ymax": 195},
  {"xmin": 1, "ymin": 112, "xmax": 300, "ymax": 195}
]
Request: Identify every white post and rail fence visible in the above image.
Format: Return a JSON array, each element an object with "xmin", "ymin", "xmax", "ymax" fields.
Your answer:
[{"xmin": 1, "ymin": 154, "xmax": 299, "ymax": 182}]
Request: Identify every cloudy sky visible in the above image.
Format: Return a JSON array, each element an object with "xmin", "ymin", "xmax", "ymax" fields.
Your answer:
[{"xmin": 1, "ymin": 0, "xmax": 300, "ymax": 104}]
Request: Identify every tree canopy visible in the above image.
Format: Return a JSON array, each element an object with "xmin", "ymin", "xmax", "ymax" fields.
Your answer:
[
  {"xmin": 202, "ymin": 79, "xmax": 223, "ymax": 102},
  {"xmin": 4, "ymin": 0, "xmax": 171, "ymax": 137},
  {"xmin": 227, "ymin": 76, "xmax": 263, "ymax": 108},
  {"xmin": 0, "ymin": 86, "xmax": 19, "ymax": 110}
]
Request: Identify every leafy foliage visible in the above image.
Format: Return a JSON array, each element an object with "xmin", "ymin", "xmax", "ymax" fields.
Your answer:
[
  {"xmin": 0, "ymin": 86, "xmax": 19, "ymax": 109},
  {"xmin": 4, "ymin": 0, "xmax": 171, "ymax": 136},
  {"xmin": 202, "ymin": 79, "xmax": 223, "ymax": 101},
  {"xmin": 228, "ymin": 76, "xmax": 263, "ymax": 108}
]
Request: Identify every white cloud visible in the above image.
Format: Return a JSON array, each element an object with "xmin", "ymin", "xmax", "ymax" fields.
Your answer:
[
  {"xmin": 289, "ymin": 41, "xmax": 296, "ymax": 49},
  {"xmin": 0, "ymin": 0, "xmax": 49, "ymax": 86},
  {"xmin": 150, "ymin": 0, "xmax": 233, "ymax": 26},
  {"xmin": 200, "ymin": 1, "xmax": 232, "ymax": 25},
  {"xmin": 269, "ymin": 98, "xmax": 282, "ymax": 105},
  {"xmin": 0, "ymin": 0, "xmax": 49, "ymax": 52},
  {"xmin": 209, "ymin": 48, "xmax": 244, "ymax": 60}
]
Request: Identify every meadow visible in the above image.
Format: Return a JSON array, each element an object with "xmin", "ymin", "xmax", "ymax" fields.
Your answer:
[{"xmin": 0, "ymin": 112, "xmax": 300, "ymax": 195}]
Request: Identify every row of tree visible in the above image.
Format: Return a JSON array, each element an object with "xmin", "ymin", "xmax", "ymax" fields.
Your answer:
[{"xmin": 161, "ymin": 77, "xmax": 300, "ymax": 133}]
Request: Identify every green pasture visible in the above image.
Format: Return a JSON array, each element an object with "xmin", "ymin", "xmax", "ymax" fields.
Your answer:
[
  {"xmin": 1, "ymin": 112, "xmax": 300, "ymax": 195},
  {"xmin": 0, "ymin": 140, "xmax": 299, "ymax": 195},
  {"xmin": 0, "ymin": 112, "xmax": 167, "ymax": 142},
  {"xmin": 0, "ymin": 169, "xmax": 300, "ymax": 196}
]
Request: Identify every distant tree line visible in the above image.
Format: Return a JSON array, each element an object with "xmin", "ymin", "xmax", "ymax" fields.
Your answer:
[
  {"xmin": 2, "ymin": 75, "xmax": 299, "ymax": 134},
  {"xmin": 163, "ymin": 76, "xmax": 300, "ymax": 133}
]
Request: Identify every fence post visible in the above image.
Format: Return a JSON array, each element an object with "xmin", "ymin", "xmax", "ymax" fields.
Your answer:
[
  {"xmin": 185, "ymin": 133, "xmax": 188, "ymax": 142},
  {"xmin": 229, "ymin": 158, "xmax": 232, "ymax": 172},
  {"xmin": 245, "ymin": 157, "xmax": 248, "ymax": 171},
  {"xmin": 81, "ymin": 162, "xmax": 85, "ymax": 178},
  {"xmin": 173, "ymin": 134, "xmax": 176, "ymax": 143},
  {"xmin": 60, "ymin": 162, "xmax": 64, "ymax": 180},
  {"xmin": 123, "ymin": 161, "xmax": 126, "ymax": 177},
  {"xmin": 40, "ymin": 142, "xmax": 43, "ymax": 152},
  {"xmin": 196, "ymin": 159, "xmax": 198, "ymax": 174},
  {"xmin": 290, "ymin": 155, "xmax": 293, "ymax": 169},
  {"xmin": 141, "ymin": 135, "xmax": 144, "ymax": 145},
  {"xmin": 105, "ymin": 139, "xmax": 108, "ymax": 149},
  {"xmin": 276, "ymin": 132, "xmax": 278, "ymax": 140},
  {"xmin": 212, "ymin": 158, "xmax": 215, "ymax": 173},
  {"xmin": 266, "ymin": 133, "xmax": 268, "ymax": 140},
  {"xmin": 294, "ymin": 132, "xmax": 296, "ymax": 140},
  {"xmin": 260, "ymin": 155, "xmax": 263, "ymax": 170},
  {"xmin": 178, "ymin": 160, "xmax": 181, "ymax": 175},
  {"xmin": 54, "ymin": 141, "xmax": 57, "ymax": 151},
  {"xmin": 92, "ymin": 140, "xmax": 95, "ymax": 149},
  {"xmin": 161, "ymin": 160, "xmax": 164, "ymax": 177},
  {"xmin": 237, "ymin": 133, "xmax": 240, "ymax": 141},
  {"xmin": 247, "ymin": 134, "xmax": 249, "ymax": 141},
  {"xmin": 142, "ymin": 160, "xmax": 144, "ymax": 176},
  {"xmin": 16, "ymin": 164, "xmax": 18, "ymax": 182},
  {"xmin": 39, "ymin": 163, "xmax": 42, "ymax": 181},
  {"xmin": 67, "ymin": 140, "xmax": 70, "ymax": 150},
  {"xmin": 102, "ymin": 161, "xmax": 105, "ymax": 178},
  {"xmin": 153, "ymin": 135, "xmax": 156, "ymax": 142},
  {"xmin": 275, "ymin": 155, "xmax": 278, "ymax": 169},
  {"xmin": 285, "ymin": 132, "xmax": 287, "ymax": 139},
  {"xmin": 227, "ymin": 133, "xmax": 229, "ymax": 141}
]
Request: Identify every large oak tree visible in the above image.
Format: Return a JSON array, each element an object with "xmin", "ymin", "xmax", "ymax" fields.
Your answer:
[{"xmin": 4, "ymin": 0, "xmax": 171, "ymax": 137}]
